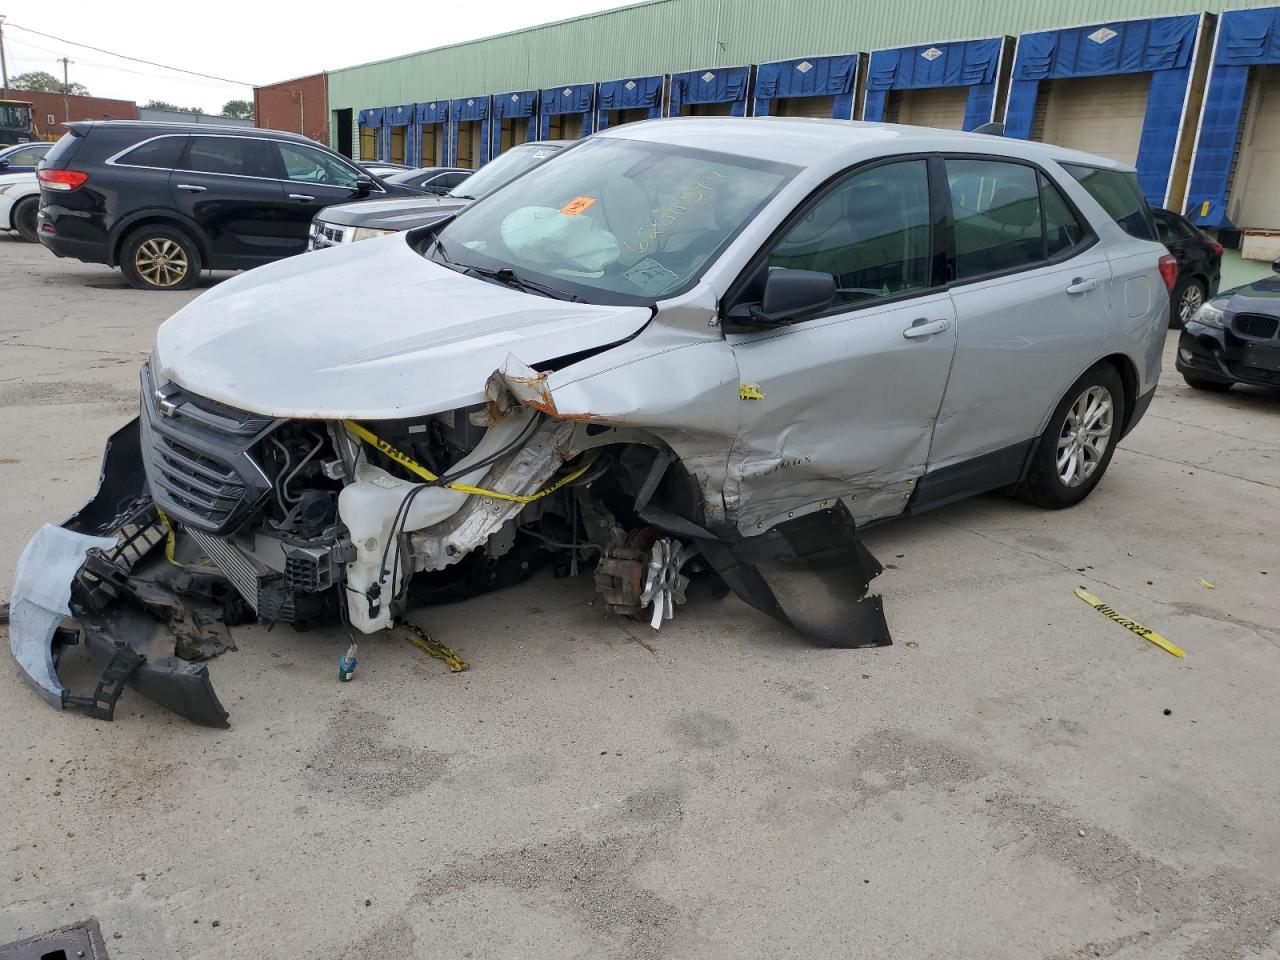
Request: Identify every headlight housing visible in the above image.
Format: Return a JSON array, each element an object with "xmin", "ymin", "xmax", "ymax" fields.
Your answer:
[
  {"xmin": 1192, "ymin": 301, "xmax": 1226, "ymax": 329},
  {"xmin": 350, "ymin": 227, "xmax": 395, "ymax": 243}
]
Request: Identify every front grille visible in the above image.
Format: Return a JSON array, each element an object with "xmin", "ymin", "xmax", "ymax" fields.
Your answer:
[
  {"xmin": 1233, "ymin": 313, "xmax": 1279, "ymax": 339},
  {"xmin": 188, "ymin": 529, "xmax": 297, "ymax": 620},
  {"xmin": 308, "ymin": 222, "xmax": 346, "ymax": 250},
  {"xmin": 140, "ymin": 361, "xmax": 277, "ymax": 535}
]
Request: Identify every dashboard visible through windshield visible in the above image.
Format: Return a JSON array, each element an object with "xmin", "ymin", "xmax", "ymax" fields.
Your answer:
[{"xmin": 426, "ymin": 138, "xmax": 797, "ymax": 304}]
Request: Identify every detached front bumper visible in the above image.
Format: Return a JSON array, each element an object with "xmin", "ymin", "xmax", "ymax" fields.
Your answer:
[{"xmin": 1177, "ymin": 321, "xmax": 1280, "ymax": 388}]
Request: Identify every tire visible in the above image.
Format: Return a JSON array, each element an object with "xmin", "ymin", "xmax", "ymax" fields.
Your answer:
[
  {"xmin": 12, "ymin": 196, "xmax": 39, "ymax": 243},
  {"xmin": 1170, "ymin": 276, "xmax": 1205, "ymax": 329},
  {"xmin": 120, "ymin": 224, "xmax": 202, "ymax": 291},
  {"xmin": 1181, "ymin": 372, "xmax": 1232, "ymax": 392},
  {"xmin": 1019, "ymin": 362, "xmax": 1126, "ymax": 510}
]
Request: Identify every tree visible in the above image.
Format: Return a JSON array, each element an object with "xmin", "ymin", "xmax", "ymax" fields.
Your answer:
[
  {"xmin": 221, "ymin": 99, "xmax": 254, "ymax": 120},
  {"xmin": 10, "ymin": 70, "xmax": 90, "ymax": 96},
  {"xmin": 143, "ymin": 100, "xmax": 203, "ymax": 114}
]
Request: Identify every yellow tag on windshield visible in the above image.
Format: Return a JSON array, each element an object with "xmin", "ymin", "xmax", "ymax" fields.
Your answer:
[{"xmin": 559, "ymin": 195, "xmax": 597, "ymax": 216}]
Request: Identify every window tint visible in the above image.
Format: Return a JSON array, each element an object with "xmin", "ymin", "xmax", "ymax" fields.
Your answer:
[
  {"xmin": 767, "ymin": 159, "xmax": 933, "ymax": 307},
  {"xmin": 276, "ymin": 143, "xmax": 359, "ymax": 188},
  {"xmin": 182, "ymin": 137, "xmax": 273, "ymax": 178},
  {"xmin": 948, "ymin": 159, "xmax": 1043, "ymax": 278},
  {"xmin": 1062, "ymin": 163, "xmax": 1155, "ymax": 241},
  {"xmin": 1041, "ymin": 173, "xmax": 1086, "ymax": 257},
  {"xmin": 1152, "ymin": 211, "xmax": 1181, "ymax": 246},
  {"xmin": 117, "ymin": 136, "xmax": 186, "ymax": 169}
]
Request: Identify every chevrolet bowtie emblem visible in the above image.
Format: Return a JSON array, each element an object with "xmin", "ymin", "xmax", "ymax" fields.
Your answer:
[{"xmin": 156, "ymin": 388, "xmax": 179, "ymax": 418}]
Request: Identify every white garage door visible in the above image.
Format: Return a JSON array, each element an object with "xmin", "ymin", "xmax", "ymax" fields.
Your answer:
[
  {"xmin": 898, "ymin": 86, "xmax": 971, "ymax": 130},
  {"xmin": 1039, "ymin": 73, "xmax": 1151, "ymax": 165},
  {"xmin": 1230, "ymin": 65, "xmax": 1280, "ymax": 230}
]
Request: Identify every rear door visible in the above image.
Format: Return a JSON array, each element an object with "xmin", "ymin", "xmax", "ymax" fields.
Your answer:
[
  {"xmin": 727, "ymin": 157, "xmax": 957, "ymax": 529},
  {"xmin": 928, "ymin": 156, "xmax": 1110, "ymax": 475},
  {"xmin": 270, "ymin": 140, "xmax": 368, "ymax": 253},
  {"xmin": 169, "ymin": 135, "xmax": 290, "ymax": 269}
]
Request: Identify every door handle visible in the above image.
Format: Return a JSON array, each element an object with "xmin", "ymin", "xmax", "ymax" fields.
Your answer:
[
  {"xmin": 1066, "ymin": 277, "xmax": 1098, "ymax": 295},
  {"xmin": 289, "ymin": 193, "xmax": 316, "ymax": 202},
  {"xmin": 175, "ymin": 183, "xmax": 206, "ymax": 193},
  {"xmin": 902, "ymin": 317, "xmax": 951, "ymax": 339}
]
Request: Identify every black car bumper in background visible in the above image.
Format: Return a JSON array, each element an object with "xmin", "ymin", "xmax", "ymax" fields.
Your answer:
[{"xmin": 1177, "ymin": 319, "xmax": 1280, "ymax": 388}]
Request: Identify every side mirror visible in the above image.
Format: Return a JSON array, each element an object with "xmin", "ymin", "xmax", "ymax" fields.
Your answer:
[
  {"xmin": 0, "ymin": 159, "xmax": 9, "ymax": 169},
  {"xmin": 355, "ymin": 174, "xmax": 374, "ymax": 197},
  {"xmin": 1272, "ymin": 257, "xmax": 1280, "ymax": 276},
  {"xmin": 726, "ymin": 268, "xmax": 836, "ymax": 331}
]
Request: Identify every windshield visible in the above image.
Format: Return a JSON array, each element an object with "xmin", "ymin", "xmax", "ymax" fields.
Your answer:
[
  {"xmin": 0, "ymin": 105, "xmax": 31, "ymax": 128},
  {"xmin": 447, "ymin": 143, "xmax": 564, "ymax": 198},
  {"xmin": 430, "ymin": 138, "xmax": 795, "ymax": 302}
]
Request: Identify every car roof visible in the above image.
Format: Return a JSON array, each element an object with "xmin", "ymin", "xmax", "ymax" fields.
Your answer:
[
  {"xmin": 595, "ymin": 117, "xmax": 1137, "ymax": 173},
  {"xmin": 65, "ymin": 120, "xmax": 318, "ymax": 144}
]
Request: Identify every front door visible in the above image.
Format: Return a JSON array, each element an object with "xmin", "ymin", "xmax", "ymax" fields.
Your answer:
[
  {"xmin": 727, "ymin": 158, "xmax": 957, "ymax": 531},
  {"xmin": 168, "ymin": 135, "xmax": 290, "ymax": 269},
  {"xmin": 271, "ymin": 140, "xmax": 369, "ymax": 255}
]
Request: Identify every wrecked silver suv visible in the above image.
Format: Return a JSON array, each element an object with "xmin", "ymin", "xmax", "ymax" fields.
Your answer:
[{"xmin": 10, "ymin": 118, "xmax": 1169, "ymax": 726}]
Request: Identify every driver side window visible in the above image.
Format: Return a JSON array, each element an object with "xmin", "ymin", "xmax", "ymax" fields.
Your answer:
[
  {"xmin": 275, "ymin": 142, "xmax": 359, "ymax": 188},
  {"xmin": 767, "ymin": 159, "xmax": 933, "ymax": 308}
]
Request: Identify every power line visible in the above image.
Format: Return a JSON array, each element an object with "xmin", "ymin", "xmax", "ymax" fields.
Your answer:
[
  {"xmin": 6, "ymin": 37, "xmax": 247, "ymax": 87},
  {"xmin": 7, "ymin": 22, "xmax": 255, "ymax": 86}
]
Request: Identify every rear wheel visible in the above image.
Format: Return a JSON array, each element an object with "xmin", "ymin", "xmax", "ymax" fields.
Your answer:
[
  {"xmin": 12, "ymin": 196, "xmax": 39, "ymax": 243},
  {"xmin": 1171, "ymin": 276, "xmax": 1205, "ymax": 329},
  {"xmin": 120, "ymin": 225, "xmax": 202, "ymax": 291},
  {"xmin": 1181, "ymin": 371, "xmax": 1232, "ymax": 392},
  {"xmin": 1020, "ymin": 362, "xmax": 1125, "ymax": 509}
]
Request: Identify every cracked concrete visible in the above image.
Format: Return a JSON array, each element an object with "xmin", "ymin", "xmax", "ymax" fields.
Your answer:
[{"xmin": 1, "ymin": 235, "xmax": 1279, "ymax": 959}]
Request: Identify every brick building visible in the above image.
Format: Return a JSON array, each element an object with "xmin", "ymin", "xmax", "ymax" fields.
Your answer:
[
  {"xmin": 253, "ymin": 72, "xmax": 329, "ymax": 144},
  {"xmin": 12, "ymin": 90, "xmax": 138, "ymax": 140}
]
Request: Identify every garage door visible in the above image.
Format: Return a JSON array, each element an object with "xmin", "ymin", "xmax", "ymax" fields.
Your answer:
[
  {"xmin": 1230, "ymin": 65, "xmax": 1280, "ymax": 230},
  {"xmin": 773, "ymin": 94, "xmax": 836, "ymax": 118},
  {"xmin": 897, "ymin": 86, "xmax": 970, "ymax": 130},
  {"xmin": 1039, "ymin": 73, "xmax": 1150, "ymax": 165}
]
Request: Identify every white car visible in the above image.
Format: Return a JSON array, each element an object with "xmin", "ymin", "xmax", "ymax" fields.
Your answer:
[{"xmin": 0, "ymin": 171, "xmax": 39, "ymax": 242}]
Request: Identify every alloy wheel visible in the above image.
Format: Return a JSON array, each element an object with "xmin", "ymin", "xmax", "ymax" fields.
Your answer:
[
  {"xmin": 134, "ymin": 237, "xmax": 189, "ymax": 288},
  {"xmin": 1056, "ymin": 385, "xmax": 1114, "ymax": 488},
  {"xmin": 1179, "ymin": 283, "xmax": 1204, "ymax": 325}
]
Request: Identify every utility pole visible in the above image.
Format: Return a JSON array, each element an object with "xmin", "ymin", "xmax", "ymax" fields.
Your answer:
[
  {"xmin": 59, "ymin": 56, "xmax": 71, "ymax": 124},
  {"xmin": 0, "ymin": 15, "xmax": 10, "ymax": 99}
]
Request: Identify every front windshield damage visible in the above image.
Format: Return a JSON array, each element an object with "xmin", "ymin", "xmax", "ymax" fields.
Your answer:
[{"xmin": 430, "ymin": 139, "xmax": 794, "ymax": 302}]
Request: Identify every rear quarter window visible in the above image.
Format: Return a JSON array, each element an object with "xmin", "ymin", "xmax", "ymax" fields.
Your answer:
[
  {"xmin": 1061, "ymin": 163, "xmax": 1155, "ymax": 242},
  {"xmin": 41, "ymin": 131, "xmax": 83, "ymax": 168}
]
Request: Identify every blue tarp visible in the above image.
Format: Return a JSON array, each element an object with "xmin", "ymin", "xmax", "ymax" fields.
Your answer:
[
  {"xmin": 381, "ymin": 103, "xmax": 415, "ymax": 162},
  {"xmin": 450, "ymin": 96, "xmax": 492, "ymax": 166},
  {"xmin": 754, "ymin": 55, "xmax": 857, "ymax": 119},
  {"xmin": 1005, "ymin": 14, "xmax": 1201, "ymax": 207},
  {"xmin": 539, "ymin": 83, "xmax": 595, "ymax": 138},
  {"xmin": 862, "ymin": 38, "xmax": 1003, "ymax": 131},
  {"xmin": 669, "ymin": 66, "xmax": 750, "ymax": 116},
  {"xmin": 413, "ymin": 100, "xmax": 450, "ymax": 166},
  {"xmin": 596, "ymin": 75, "xmax": 664, "ymax": 129},
  {"xmin": 357, "ymin": 108, "xmax": 384, "ymax": 128},
  {"xmin": 1185, "ymin": 6, "xmax": 1280, "ymax": 227},
  {"xmin": 492, "ymin": 90, "xmax": 539, "ymax": 156}
]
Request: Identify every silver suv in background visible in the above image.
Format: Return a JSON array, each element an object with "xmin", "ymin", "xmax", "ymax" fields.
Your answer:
[
  {"xmin": 11, "ymin": 119, "xmax": 1171, "ymax": 726},
  {"xmin": 309, "ymin": 140, "xmax": 566, "ymax": 249}
]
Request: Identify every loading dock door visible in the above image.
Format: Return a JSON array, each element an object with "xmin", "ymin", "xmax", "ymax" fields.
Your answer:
[
  {"xmin": 420, "ymin": 125, "xmax": 445, "ymax": 166},
  {"xmin": 604, "ymin": 107, "xmax": 652, "ymax": 127},
  {"xmin": 1229, "ymin": 65, "xmax": 1280, "ymax": 230},
  {"xmin": 893, "ymin": 86, "xmax": 971, "ymax": 129},
  {"xmin": 1038, "ymin": 73, "xmax": 1150, "ymax": 165},
  {"xmin": 359, "ymin": 127, "xmax": 377, "ymax": 160},
  {"xmin": 545, "ymin": 113, "xmax": 584, "ymax": 139},
  {"xmin": 597, "ymin": 75, "xmax": 664, "ymax": 130},
  {"xmin": 686, "ymin": 101, "xmax": 733, "ymax": 117},
  {"xmin": 389, "ymin": 126, "xmax": 407, "ymax": 163},
  {"xmin": 772, "ymin": 95, "xmax": 836, "ymax": 118},
  {"xmin": 455, "ymin": 122, "xmax": 483, "ymax": 168},
  {"xmin": 670, "ymin": 67, "xmax": 751, "ymax": 117}
]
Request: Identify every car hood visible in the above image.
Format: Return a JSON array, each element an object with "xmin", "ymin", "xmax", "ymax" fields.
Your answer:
[
  {"xmin": 155, "ymin": 233, "xmax": 651, "ymax": 420},
  {"xmin": 1220, "ymin": 273, "xmax": 1280, "ymax": 312},
  {"xmin": 317, "ymin": 195, "xmax": 469, "ymax": 229}
]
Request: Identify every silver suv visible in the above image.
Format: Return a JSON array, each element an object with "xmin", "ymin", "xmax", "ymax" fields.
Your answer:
[{"xmin": 11, "ymin": 118, "xmax": 1171, "ymax": 725}]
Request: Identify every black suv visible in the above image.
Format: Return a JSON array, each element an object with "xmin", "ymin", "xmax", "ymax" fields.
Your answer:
[{"xmin": 36, "ymin": 121, "xmax": 422, "ymax": 290}]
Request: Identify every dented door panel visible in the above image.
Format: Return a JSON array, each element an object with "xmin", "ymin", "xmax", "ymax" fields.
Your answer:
[{"xmin": 726, "ymin": 292, "xmax": 958, "ymax": 531}]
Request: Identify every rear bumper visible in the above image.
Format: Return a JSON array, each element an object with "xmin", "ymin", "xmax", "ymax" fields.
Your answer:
[
  {"xmin": 38, "ymin": 228, "xmax": 109, "ymax": 264},
  {"xmin": 38, "ymin": 205, "xmax": 111, "ymax": 264},
  {"xmin": 1176, "ymin": 321, "xmax": 1280, "ymax": 388}
]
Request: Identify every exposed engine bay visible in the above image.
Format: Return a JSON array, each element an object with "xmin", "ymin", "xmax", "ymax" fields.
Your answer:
[{"xmin": 8, "ymin": 355, "xmax": 890, "ymax": 728}]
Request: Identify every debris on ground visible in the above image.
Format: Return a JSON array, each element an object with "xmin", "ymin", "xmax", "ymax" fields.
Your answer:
[{"xmin": 1074, "ymin": 586, "xmax": 1185, "ymax": 658}]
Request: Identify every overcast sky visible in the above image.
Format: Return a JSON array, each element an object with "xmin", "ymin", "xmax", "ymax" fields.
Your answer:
[{"xmin": 2, "ymin": 0, "xmax": 637, "ymax": 114}]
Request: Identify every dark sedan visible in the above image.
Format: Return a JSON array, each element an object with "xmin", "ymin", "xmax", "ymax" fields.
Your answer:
[
  {"xmin": 1177, "ymin": 261, "xmax": 1280, "ymax": 392},
  {"xmin": 383, "ymin": 165, "xmax": 472, "ymax": 195},
  {"xmin": 1154, "ymin": 208, "xmax": 1222, "ymax": 328}
]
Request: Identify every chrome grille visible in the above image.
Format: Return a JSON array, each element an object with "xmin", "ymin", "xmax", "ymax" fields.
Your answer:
[
  {"xmin": 1233, "ymin": 313, "xmax": 1279, "ymax": 340},
  {"xmin": 149, "ymin": 433, "xmax": 245, "ymax": 526}
]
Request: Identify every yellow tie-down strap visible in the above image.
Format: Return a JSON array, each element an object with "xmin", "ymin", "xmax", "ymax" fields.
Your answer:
[{"xmin": 342, "ymin": 419, "xmax": 589, "ymax": 504}]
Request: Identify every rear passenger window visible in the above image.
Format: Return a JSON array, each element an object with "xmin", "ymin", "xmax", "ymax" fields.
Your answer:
[
  {"xmin": 947, "ymin": 159, "xmax": 1088, "ymax": 279},
  {"xmin": 116, "ymin": 136, "xmax": 186, "ymax": 169},
  {"xmin": 767, "ymin": 159, "xmax": 933, "ymax": 307},
  {"xmin": 182, "ymin": 137, "xmax": 274, "ymax": 178},
  {"xmin": 1153, "ymin": 212, "xmax": 1181, "ymax": 245},
  {"xmin": 1061, "ymin": 163, "xmax": 1156, "ymax": 242}
]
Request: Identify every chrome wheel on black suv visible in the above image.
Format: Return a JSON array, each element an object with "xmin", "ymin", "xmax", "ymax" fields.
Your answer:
[{"xmin": 120, "ymin": 225, "xmax": 202, "ymax": 291}]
